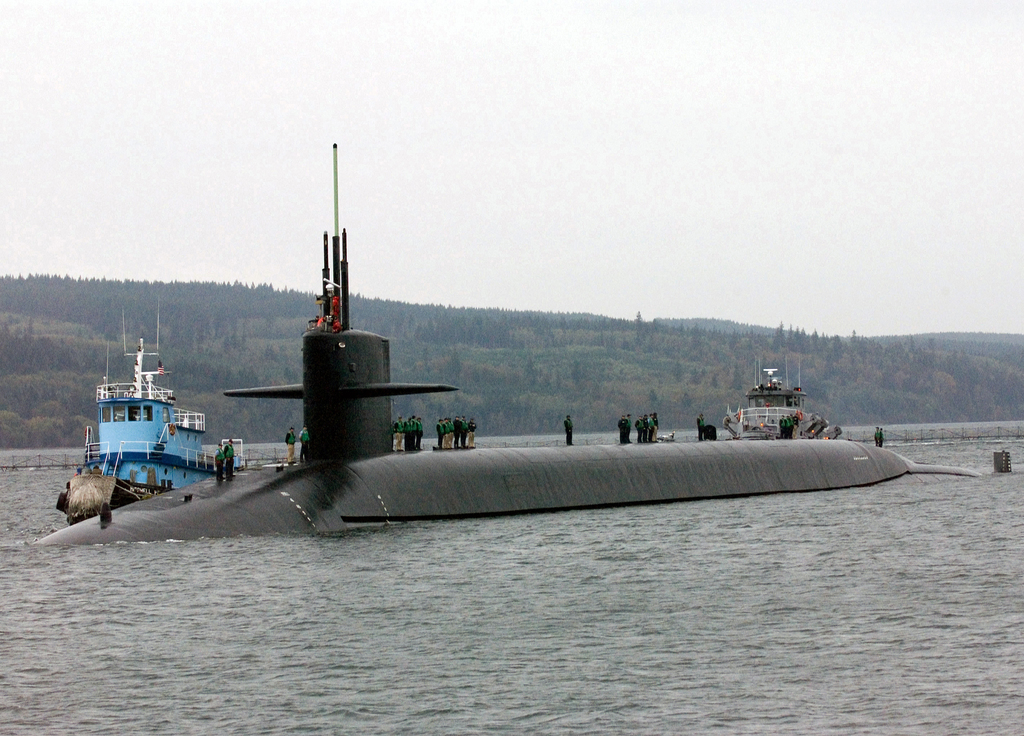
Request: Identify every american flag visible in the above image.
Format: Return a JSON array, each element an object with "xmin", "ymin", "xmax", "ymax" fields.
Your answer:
[{"xmin": 157, "ymin": 360, "xmax": 164, "ymax": 375}]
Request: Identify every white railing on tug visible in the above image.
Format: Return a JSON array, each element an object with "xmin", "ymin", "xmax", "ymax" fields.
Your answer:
[
  {"xmin": 96, "ymin": 382, "xmax": 175, "ymax": 402},
  {"xmin": 740, "ymin": 407, "xmax": 794, "ymax": 431},
  {"xmin": 84, "ymin": 441, "xmax": 217, "ymax": 471},
  {"xmin": 173, "ymin": 409, "xmax": 205, "ymax": 431}
]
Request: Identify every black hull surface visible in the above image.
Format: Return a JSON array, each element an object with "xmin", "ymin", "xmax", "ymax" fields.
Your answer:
[{"xmin": 37, "ymin": 441, "xmax": 973, "ymax": 545}]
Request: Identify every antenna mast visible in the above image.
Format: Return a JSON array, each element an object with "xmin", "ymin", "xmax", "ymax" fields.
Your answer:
[{"xmin": 332, "ymin": 143, "xmax": 350, "ymax": 331}]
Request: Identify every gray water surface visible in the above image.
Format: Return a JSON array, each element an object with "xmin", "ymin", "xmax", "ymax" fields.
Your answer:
[{"xmin": 2, "ymin": 436, "xmax": 1023, "ymax": 734}]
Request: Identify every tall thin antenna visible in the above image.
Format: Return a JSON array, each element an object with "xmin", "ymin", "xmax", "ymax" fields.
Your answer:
[
  {"xmin": 333, "ymin": 143, "xmax": 339, "ymax": 239},
  {"xmin": 122, "ymin": 310, "xmax": 127, "ymax": 355},
  {"xmin": 156, "ymin": 298, "xmax": 161, "ymax": 351}
]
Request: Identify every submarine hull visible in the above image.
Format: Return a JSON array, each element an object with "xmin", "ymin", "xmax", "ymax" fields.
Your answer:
[{"xmin": 37, "ymin": 440, "xmax": 971, "ymax": 545}]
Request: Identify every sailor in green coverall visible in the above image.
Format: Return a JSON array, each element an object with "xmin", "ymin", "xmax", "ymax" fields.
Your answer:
[
  {"xmin": 224, "ymin": 439, "xmax": 235, "ymax": 479},
  {"xmin": 286, "ymin": 427, "xmax": 297, "ymax": 463}
]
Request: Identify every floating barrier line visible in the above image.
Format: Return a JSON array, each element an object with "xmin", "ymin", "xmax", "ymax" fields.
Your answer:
[
  {"xmin": 847, "ymin": 425, "xmax": 1024, "ymax": 445},
  {"xmin": 7, "ymin": 426, "xmax": 1024, "ymax": 470},
  {"xmin": 0, "ymin": 453, "xmax": 83, "ymax": 471}
]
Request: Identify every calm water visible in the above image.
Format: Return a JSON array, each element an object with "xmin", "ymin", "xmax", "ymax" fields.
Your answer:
[{"xmin": 2, "ymin": 432, "xmax": 1023, "ymax": 734}]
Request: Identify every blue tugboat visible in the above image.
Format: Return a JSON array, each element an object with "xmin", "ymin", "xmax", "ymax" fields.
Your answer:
[{"xmin": 58, "ymin": 339, "xmax": 221, "ymax": 524}]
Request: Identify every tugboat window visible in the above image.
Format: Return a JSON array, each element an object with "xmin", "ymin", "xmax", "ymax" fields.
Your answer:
[
  {"xmin": 102, "ymin": 407, "xmax": 111, "ymax": 423},
  {"xmin": 128, "ymin": 405, "xmax": 141, "ymax": 421},
  {"xmin": 113, "ymin": 406, "xmax": 126, "ymax": 422},
  {"xmin": 162, "ymin": 407, "xmax": 171, "ymax": 423},
  {"xmin": 144, "ymin": 406, "xmax": 153, "ymax": 422}
]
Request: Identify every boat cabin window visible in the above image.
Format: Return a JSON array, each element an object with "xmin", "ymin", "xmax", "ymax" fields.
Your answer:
[
  {"xmin": 162, "ymin": 407, "xmax": 171, "ymax": 423},
  {"xmin": 128, "ymin": 405, "xmax": 141, "ymax": 421},
  {"xmin": 102, "ymin": 407, "xmax": 111, "ymax": 423},
  {"xmin": 113, "ymin": 406, "xmax": 126, "ymax": 422},
  {"xmin": 144, "ymin": 406, "xmax": 153, "ymax": 422}
]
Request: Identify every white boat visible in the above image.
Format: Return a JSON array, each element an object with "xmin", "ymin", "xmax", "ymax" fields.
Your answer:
[{"xmin": 722, "ymin": 369, "xmax": 840, "ymax": 440}]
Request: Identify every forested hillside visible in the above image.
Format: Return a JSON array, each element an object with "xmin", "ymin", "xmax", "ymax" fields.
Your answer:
[{"xmin": 3, "ymin": 275, "xmax": 1024, "ymax": 448}]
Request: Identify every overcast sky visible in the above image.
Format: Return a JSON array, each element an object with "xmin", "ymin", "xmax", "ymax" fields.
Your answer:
[{"xmin": 2, "ymin": 1, "xmax": 1021, "ymax": 337}]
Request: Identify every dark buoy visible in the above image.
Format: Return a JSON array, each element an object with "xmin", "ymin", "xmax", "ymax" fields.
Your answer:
[{"xmin": 56, "ymin": 486, "xmax": 68, "ymax": 513}]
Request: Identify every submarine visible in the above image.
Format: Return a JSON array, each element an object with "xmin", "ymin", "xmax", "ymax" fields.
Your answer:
[{"xmin": 37, "ymin": 147, "xmax": 977, "ymax": 546}]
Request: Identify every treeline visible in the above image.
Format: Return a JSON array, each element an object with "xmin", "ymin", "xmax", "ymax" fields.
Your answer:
[{"xmin": 3, "ymin": 275, "xmax": 1024, "ymax": 448}]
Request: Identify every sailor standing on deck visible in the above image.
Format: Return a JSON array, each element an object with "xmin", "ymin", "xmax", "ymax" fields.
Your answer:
[
  {"xmin": 286, "ymin": 427, "xmax": 297, "ymax": 463},
  {"xmin": 394, "ymin": 416, "xmax": 404, "ymax": 452},
  {"xmin": 215, "ymin": 444, "xmax": 224, "ymax": 481},
  {"xmin": 299, "ymin": 426, "xmax": 309, "ymax": 462},
  {"xmin": 224, "ymin": 439, "xmax": 235, "ymax": 479},
  {"xmin": 564, "ymin": 415, "xmax": 573, "ymax": 446}
]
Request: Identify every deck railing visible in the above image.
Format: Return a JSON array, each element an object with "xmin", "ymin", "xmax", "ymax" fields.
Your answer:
[
  {"xmin": 174, "ymin": 409, "xmax": 206, "ymax": 431},
  {"xmin": 84, "ymin": 441, "xmax": 217, "ymax": 472},
  {"xmin": 97, "ymin": 382, "xmax": 175, "ymax": 402}
]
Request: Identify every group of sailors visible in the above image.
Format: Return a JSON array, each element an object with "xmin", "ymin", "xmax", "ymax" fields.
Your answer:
[
  {"xmin": 874, "ymin": 426, "xmax": 885, "ymax": 447},
  {"xmin": 391, "ymin": 415, "xmax": 478, "ymax": 451},
  {"xmin": 393, "ymin": 416, "xmax": 424, "ymax": 451},
  {"xmin": 778, "ymin": 414, "xmax": 799, "ymax": 439},
  {"xmin": 214, "ymin": 439, "xmax": 236, "ymax": 481},
  {"xmin": 617, "ymin": 413, "xmax": 659, "ymax": 444},
  {"xmin": 436, "ymin": 416, "xmax": 476, "ymax": 450},
  {"xmin": 284, "ymin": 426, "xmax": 309, "ymax": 463}
]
